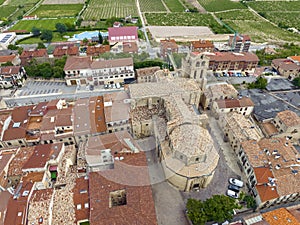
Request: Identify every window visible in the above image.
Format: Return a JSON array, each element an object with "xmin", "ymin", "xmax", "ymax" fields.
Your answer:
[
  {"xmin": 77, "ymin": 204, "xmax": 82, "ymax": 210},
  {"xmin": 84, "ymin": 203, "xmax": 89, "ymax": 208}
]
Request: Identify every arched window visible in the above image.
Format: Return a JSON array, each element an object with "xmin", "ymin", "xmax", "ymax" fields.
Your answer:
[{"xmin": 196, "ymin": 61, "xmax": 200, "ymax": 67}]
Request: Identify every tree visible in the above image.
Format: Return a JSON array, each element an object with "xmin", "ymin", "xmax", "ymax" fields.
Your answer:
[
  {"xmin": 55, "ymin": 23, "xmax": 67, "ymax": 35},
  {"xmin": 186, "ymin": 199, "xmax": 208, "ymax": 225},
  {"xmin": 248, "ymin": 76, "xmax": 268, "ymax": 89},
  {"xmin": 98, "ymin": 31, "xmax": 103, "ymax": 44},
  {"xmin": 32, "ymin": 27, "xmax": 40, "ymax": 37},
  {"xmin": 292, "ymin": 77, "xmax": 300, "ymax": 87},
  {"xmin": 204, "ymin": 195, "xmax": 239, "ymax": 223},
  {"xmin": 186, "ymin": 195, "xmax": 240, "ymax": 224},
  {"xmin": 37, "ymin": 42, "xmax": 46, "ymax": 49},
  {"xmin": 40, "ymin": 29, "xmax": 53, "ymax": 42},
  {"xmin": 82, "ymin": 38, "xmax": 89, "ymax": 45}
]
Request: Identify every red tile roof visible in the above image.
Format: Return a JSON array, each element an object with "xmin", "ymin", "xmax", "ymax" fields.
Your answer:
[
  {"xmin": 191, "ymin": 40, "xmax": 214, "ymax": 49},
  {"xmin": 73, "ymin": 177, "xmax": 89, "ymax": 223},
  {"xmin": 20, "ymin": 49, "xmax": 48, "ymax": 58},
  {"xmin": 89, "ymin": 165, "xmax": 157, "ymax": 225},
  {"xmin": 108, "ymin": 26, "xmax": 138, "ymax": 42},
  {"xmin": 86, "ymin": 45, "xmax": 110, "ymax": 56},
  {"xmin": 216, "ymin": 97, "xmax": 254, "ymax": 109},
  {"xmin": 64, "ymin": 56, "xmax": 91, "ymax": 71},
  {"xmin": 53, "ymin": 46, "xmax": 79, "ymax": 57},
  {"xmin": 0, "ymin": 66, "xmax": 20, "ymax": 75},
  {"xmin": 204, "ymin": 52, "xmax": 259, "ymax": 62},
  {"xmin": 0, "ymin": 54, "xmax": 17, "ymax": 64},
  {"xmin": 263, "ymin": 208, "xmax": 300, "ymax": 225}
]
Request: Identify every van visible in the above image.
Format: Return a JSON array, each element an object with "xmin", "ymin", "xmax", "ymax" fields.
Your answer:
[
  {"xmin": 226, "ymin": 189, "xmax": 239, "ymax": 199},
  {"xmin": 229, "ymin": 178, "xmax": 244, "ymax": 188}
]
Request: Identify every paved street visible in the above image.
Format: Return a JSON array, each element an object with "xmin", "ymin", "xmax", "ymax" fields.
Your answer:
[
  {"xmin": 137, "ymin": 137, "xmax": 189, "ymax": 225},
  {"xmin": 3, "ymin": 80, "xmax": 121, "ymax": 107}
]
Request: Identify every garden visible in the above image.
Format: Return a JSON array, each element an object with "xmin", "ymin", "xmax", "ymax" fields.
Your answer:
[
  {"xmin": 29, "ymin": 4, "xmax": 83, "ymax": 18},
  {"xmin": 82, "ymin": 0, "xmax": 138, "ymax": 20}
]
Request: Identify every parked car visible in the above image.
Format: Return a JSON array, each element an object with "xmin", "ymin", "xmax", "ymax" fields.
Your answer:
[
  {"xmin": 229, "ymin": 178, "xmax": 244, "ymax": 188},
  {"xmin": 227, "ymin": 189, "xmax": 239, "ymax": 199},
  {"xmin": 228, "ymin": 184, "xmax": 240, "ymax": 193}
]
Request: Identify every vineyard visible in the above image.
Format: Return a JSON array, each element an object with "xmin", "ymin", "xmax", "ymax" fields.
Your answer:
[
  {"xmin": 247, "ymin": 1, "xmax": 300, "ymax": 12},
  {"xmin": 29, "ymin": 4, "xmax": 83, "ymax": 18},
  {"xmin": 215, "ymin": 9, "xmax": 260, "ymax": 21},
  {"xmin": 139, "ymin": 0, "xmax": 167, "ymax": 12},
  {"xmin": 82, "ymin": 0, "xmax": 138, "ymax": 20},
  {"xmin": 42, "ymin": 0, "xmax": 85, "ymax": 4},
  {"xmin": 197, "ymin": 0, "xmax": 246, "ymax": 12},
  {"xmin": 163, "ymin": 0, "xmax": 186, "ymax": 12},
  {"xmin": 246, "ymin": 1, "xmax": 300, "ymax": 31},
  {"xmin": 223, "ymin": 18, "xmax": 300, "ymax": 43}
]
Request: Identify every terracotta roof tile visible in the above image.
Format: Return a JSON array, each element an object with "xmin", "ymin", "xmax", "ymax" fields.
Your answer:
[
  {"xmin": 86, "ymin": 45, "xmax": 110, "ymax": 56},
  {"xmin": 53, "ymin": 46, "xmax": 79, "ymax": 57},
  {"xmin": 263, "ymin": 208, "xmax": 300, "ymax": 225},
  {"xmin": 277, "ymin": 110, "xmax": 300, "ymax": 127},
  {"xmin": 73, "ymin": 177, "xmax": 89, "ymax": 223},
  {"xmin": 20, "ymin": 49, "xmax": 48, "ymax": 58},
  {"xmin": 123, "ymin": 41, "xmax": 138, "ymax": 53},
  {"xmin": 204, "ymin": 52, "xmax": 259, "ymax": 62},
  {"xmin": 0, "ymin": 54, "xmax": 17, "ymax": 64},
  {"xmin": 216, "ymin": 97, "xmax": 254, "ymax": 109},
  {"xmin": 191, "ymin": 40, "xmax": 214, "ymax": 49}
]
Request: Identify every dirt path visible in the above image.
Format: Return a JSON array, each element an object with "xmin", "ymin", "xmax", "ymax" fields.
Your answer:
[
  {"xmin": 2, "ymin": 0, "xmax": 10, "ymax": 6},
  {"xmin": 185, "ymin": 0, "xmax": 206, "ymax": 13}
]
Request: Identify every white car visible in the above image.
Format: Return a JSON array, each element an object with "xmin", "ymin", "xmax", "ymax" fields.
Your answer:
[
  {"xmin": 229, "ymin": 178, "xmax": 244, "ymax": 188},
  {"xmin": 227, "ymin": 189, "xmax": 239, "ymax": 199}
]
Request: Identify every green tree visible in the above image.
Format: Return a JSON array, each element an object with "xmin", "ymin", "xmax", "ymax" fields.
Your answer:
[
  {"xmin": 98, "ymin": 31, "xmax": 103, "ymax": 44},
  {"xmin": 82, "ymin": 38, "xmax": 89, "ymax": 45},
  {"xmin": 186, "ymin": 199, "xmax": 208, "ymax": 225},
  {"xmin": 204, "ymin": 195, "xmax": 239, "ymax": 223},
  {"xmin": 292, "ymin": 77, "xmax": 300, "ymax": 87},
  {"xmin": 37, "ymin": 42, "xmax": 46, "ymax": 49},
  {"xmin": 55, "ymin": 23, "xmax": 67, "ymax": 35},
  {"xmin": 248, "ymin": 76, "xmax": 268, "ymax": 89},
  {"xmin": 1, "ymin": 62, "xmax": 13, "ymax": 66},
  {"xmin": 32, "ymin": 27, "xmax": 40, "ymax": 37},
  {"xmin": 186, "ymin": 195, "xmax": 240, "ymax": 224},
  {"xmin": 37, "ymin": 63, "xmax": 52, "ymax": 79},
  {"xmin": 40, "ymin": 29, "xmax": 53, "ymax": 42}
]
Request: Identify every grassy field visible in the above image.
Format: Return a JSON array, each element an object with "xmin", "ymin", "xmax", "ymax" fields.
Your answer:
[
  {"xmin": 145, "ymin": 13, "xmax": 228, "ymax": 33},
  {"xmin": 263, "ymin": 12, "xmax": 300, "ymax": 30},
  {"xmin": 139, "ymin": 0, "xmax": 167, "ymax": 12},
  {"xmin": 163, "ymin": 0, "xmax": 186, "ymax": 12},
  {"xmin": 10, "ymin": 18, "xmax": 76, "ymax": 32},
  {"xmin": 82, "ymin": 0, "xmax": 138, "ymax": 20},
  {"xmin": 29, "ymin": 4, "xmax": 83, "ymax": 18},
  {"xmin": 18, "ymin": 31, "xmax": 78, "ymax": 44},
  {"xmin": 8, "ymin": 0, "xmax": 39, "ymax": 5},
  {"xmin": 197, "ymin": 0, "xmax": 246, "ymax": 12},
  {"xmin": 0, "ymin": 5, "xmax": 17, "ymax": 18}
]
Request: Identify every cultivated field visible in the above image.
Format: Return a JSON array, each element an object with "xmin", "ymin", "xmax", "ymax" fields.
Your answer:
[
  {"xmin": 225, "ymin": 19, "xmax": 300, "ymax": 43},
  {"xmin": 42, "ymin": 0, "xmax": 85, "ymax": 4},
  {"xmin": 29, "ymin": 4, "xmax": 83, "ymax": 18},
  {"xmin": 7, "ymin": 0, "xmax": 39, "ymax": 5},
  {"xmin": 10, "ymin": 18, "xmax": 76, "ymax": 32},
  {"xmin": 246, "ymin": 1, "xmax": 300, "ymax": 31},
  {"xmin": 197, "ymin": 0, "xmax": 246, "ymax": 12},
  {"xmin": 145, "ymin": 13, "xmax": 227, "ymax": 34},
  {"xmin": 82, "ymin": 0, "xmax": 138, "ymax": 20},
  {"xmin": 0, "ymin": 5, "xmax": 17, "ymax": 18},
  {"xmin": 163, "ymin": 0, "xmax": 186, "ymax": 12},
  {"xmin": 139, "ymin": 0, "xmax": 167, "ymax": 12}
]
